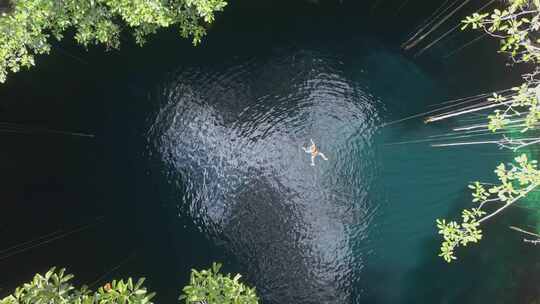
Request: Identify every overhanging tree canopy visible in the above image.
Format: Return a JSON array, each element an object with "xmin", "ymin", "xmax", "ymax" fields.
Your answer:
[{"xmin": 0, "ymin": 0, "xmax": 227, "ymax": 83}]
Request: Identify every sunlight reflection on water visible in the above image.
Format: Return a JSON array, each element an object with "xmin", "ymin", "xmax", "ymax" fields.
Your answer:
[{"xmin": 148, "ymin": 50, "xmax": 381, "ymax": 303}]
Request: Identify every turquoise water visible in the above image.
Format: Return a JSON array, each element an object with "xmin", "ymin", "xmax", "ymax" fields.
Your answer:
[
  {"xmin": 143, "ymin": 41, "xmax": 529, "ymax": 303},
  {"xmin": 1, "ymin": 1, "xmax": 539, "ymax": 303}
]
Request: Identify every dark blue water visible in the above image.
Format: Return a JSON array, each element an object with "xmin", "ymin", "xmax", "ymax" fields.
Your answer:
[{"xmin": 1, "ymin": 1, "xmax": 540, "ymax": 303}]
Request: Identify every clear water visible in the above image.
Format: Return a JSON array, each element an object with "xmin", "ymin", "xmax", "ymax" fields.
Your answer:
[{"xmin": 1, "ymin": 2, "xmax": 539, "ymax": 303}]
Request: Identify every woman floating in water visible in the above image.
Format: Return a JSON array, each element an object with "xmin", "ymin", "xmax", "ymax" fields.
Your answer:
[{"xmin": 302, "ymin": 139, "xmax": 328, "ymax": 166}]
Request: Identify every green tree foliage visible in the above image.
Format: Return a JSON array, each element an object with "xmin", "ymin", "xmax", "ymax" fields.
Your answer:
[
  {"xmin": 0, "ymin": 264, "xmax": 259, "ymax": 304},
  {"xmin": 0, "ymin": 267, "xmax": 155, "ymax": 304},
  {"xmin": 437, "ymin": 155, "xmax": 540, "ymax": 262},
  {"xmin": 437, "ymin": 0, "xmax": 540, "ymax": 262},
  {"xmin": 0, "ymin": 0, "xmax": 227, "ymax": 83},
  {"xmin": 179, "ymin": 263, "xmax": 259, "ymax": 304}
]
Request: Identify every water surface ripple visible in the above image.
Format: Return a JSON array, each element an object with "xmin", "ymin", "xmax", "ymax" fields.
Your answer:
[{"xmin": 148, "ymin": 50, "xmax": 381, "ymax": 303}]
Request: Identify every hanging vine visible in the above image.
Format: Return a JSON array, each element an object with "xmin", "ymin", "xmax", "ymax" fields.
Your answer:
[{"xmin": 434, "ymin": 0, "xmax": 540, "ymax": 262}]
